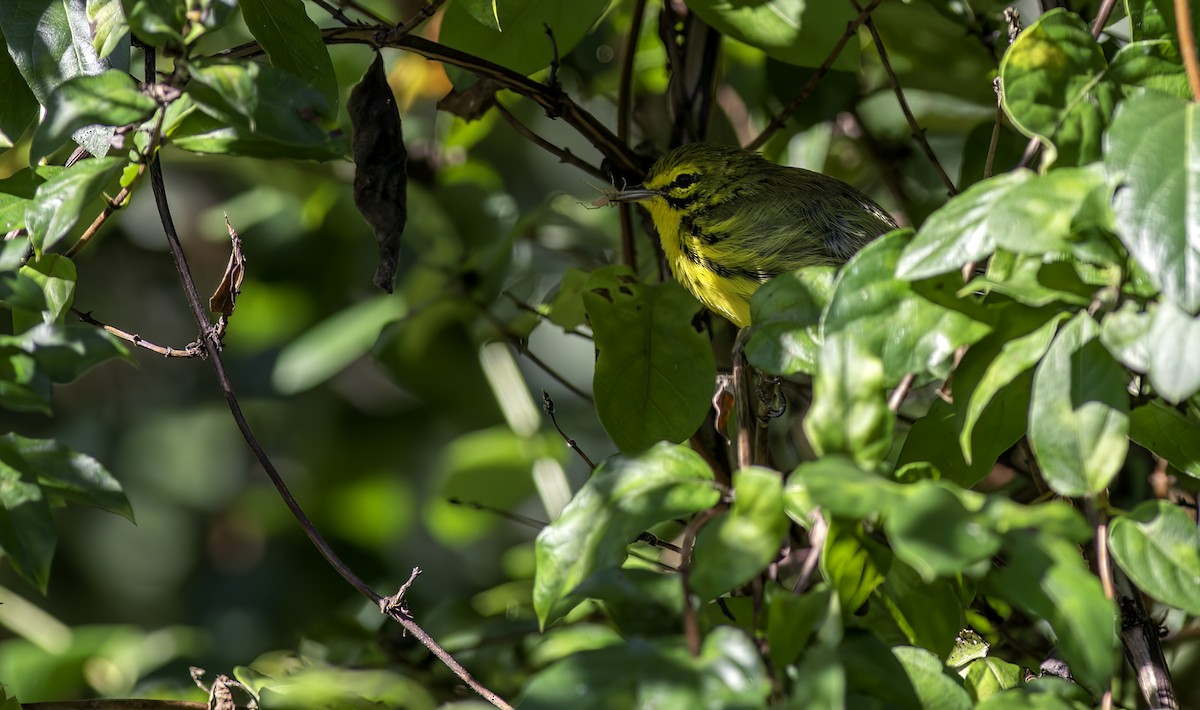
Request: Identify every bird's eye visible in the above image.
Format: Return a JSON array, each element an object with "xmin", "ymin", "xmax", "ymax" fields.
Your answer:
[{"xmin": 673, "ymin": 173, "xmax": 700, "ymax": 188}]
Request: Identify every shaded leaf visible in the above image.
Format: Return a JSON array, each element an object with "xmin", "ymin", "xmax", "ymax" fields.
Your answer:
[
  {"xmin": 1129, "ymin": 401, "xmax": 1200, "ymax": 479},
  {"xmin": 0, "ymin": 27, "xmax": 39, "ymax": 147},
  {"xmin": 0, "ymin": 433, "xmax": 131, "ymax": 520},
  {"xmin": 0, "ymin": 322, "xmax": 130, "ymax": 383},
  {"xmin": 239, "ymin": 0, "xmax": 338, "ymax": 110},
  {"xmin": 31, "ymin": 69, "xmax": 156, "ymax": 162},
  {"xmin": 348, "ymin": 53, "xmax": 407, "ymax": 293},
  {"xmin": 690, "ymin": 467, "xmax": 788, "ymax": 600},
  {"xmin": 24, "ymin": 157, "xmax": 123, "ymax": 252},
  {"xmin": 803, "ymin": 333, "xmax": 892, "ymax": 467}
]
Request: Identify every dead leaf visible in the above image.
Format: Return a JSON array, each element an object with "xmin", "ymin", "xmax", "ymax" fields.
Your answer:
[{"xmin": 209, "ymin": 215, "xmax": 246, "ymax": 317}]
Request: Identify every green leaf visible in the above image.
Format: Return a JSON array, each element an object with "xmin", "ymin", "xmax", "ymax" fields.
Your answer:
[
  {"xmin": 1105, "ymin": 92, "xmax": 1200, "ymax": 312},
  {"xmin": 0, "ymin": 433, "xmax": 131, "ymax": 520},
  {"xmin": 439, "ymin": 0, "xmax": 610, "ymax": 85},
  {"xmin": 120, "ymin": 0, "xmax": 186, "ymax": 48},
  {"xmin": 986, "ymin": 532, "xmax": 1116, "ymax": 692},
  {"xmin": 0, "ymin": 170, "xmax": 44, "ymax": 232},
  {"xmin": 822, "ymin": 518, "xmax": 890, "ymax": 613},
  {"xmin": 891, "ymin": 646, "xmax": 973, "ymax": 710},
  {"xmin": 825, "ymin": 230, "xmax": 992, "ymax": 384},
  {"xmin": 238, "ymin": 0, "xmax": 338, "ymax": 111},
  {"xmin": 1109, "ymin": 40, "xmax": 1191, "ymax": 98},
  {"xmin": 955, "ymin": 310, "xmax": 1068, "ymax": 461},
  {"xmin": 16, "ymin": 253, "xmax": 76, "ymax": 328},
  {"xmin": 897, "ymin": 171, "xmax": 1033, "ymax": 280},
  {"xmin": 1028, "ymin": 312, "xmax": 1129, "ymax": 496},
  {"xmin": 745, "ymin": 266, "xmax": 836, "ymax": 376},
  {"xmin": 999, "ymin": 8, "xmax": 1117, "ymax": 167},
  {"xmin": 0, "ymin": 0, "xmax": 116, "ymax": 156},
  {"xmin": 24, "ymin": 157, "xmax": 123, "ymax": 252},
  {"xmin": 183, "ymin": 61, "xmax": 344, "ymax": 159},
  {"xmin": 0, "ymin": 354, "xmax": 52, "ymax": 414},
  {"xmin": 0, "ymin": 464, "xmax": 55, "ymax": 592},
  {"xmin": 765, "ymin": 584, "xmax": 832, "ymax": 667},
  {"xmin": 1146, "ymin": 299, "xmax": 1200, "ymax": 402},
  {"xmin": 1099, "ymin": 299, "xmax": 1152, "ymax": 371},
  {"xmin": 86, "ymin": 0, "xmax": 128, "ymax": 60},
  {"xmin": 1109, "ymin": 500, "xmax": 1200, "ymax": 615},
  {"xmin": 1129, "ymin": 401, "xmax": 1200, "ymax": 479},
  {"xmin": 0, "ymin": 323, "xmax": 130, "ymax": 383},
  {"xmin": 961, "ymin": 657, "xmax": 1023, "ymax": 701},
  {"xmin": 803, "ymin": 333, "xmax": 893, "ymax": 467},
  {"xmin": 0, "ymin": 272, "xmax": 49, "ymax": 314},
  {"xmin": 986, "ymin": 165, "xmax": 1116, "ymax": 264},
  {"xmin": 533, "ymin": 443, "xmax": 718, "ymax": 627},
  {"xmin": 874, "ymin": 562, "xmax": 966, "ymax": 657},
  {"xmin": 0, "ymin": 28, "xmax": 39, "ymax": 148},
  {"xmin": 572, "ymin": 568, "xmax": 684, "ymax": 636},
  {"xmin": 896, "ymin": 394, "xmax": 1026, "ymax": 488},
  {"xmin": 690, "ymin": 467, "xmax": 788, "ymax": 600},
  {"xmin": 786, "ymin": 456, "xmax": 907, "ymax": 521},
  {"xmin": 31, "ymin": 69, "xmax": 156, "ymax": 162},
  {"xmin": 546, "ymin": 268, "xmax": 590, "ymax": 331},
  {"xmin": 273, "ymin": 295, "xmax": 405, "ymax": 394},
  {"xmin": 687, "ymin": 0, "xmax": 858, "ymax": 71},
  {"xmin": 584, "ymin": 269, "xmax": 716, "ymax": 454},
  {"xmin": 885, "ymin": 482, "xmax": 1000, "ymax": 581}
]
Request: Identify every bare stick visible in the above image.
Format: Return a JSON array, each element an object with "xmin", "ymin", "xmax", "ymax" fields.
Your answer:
[
  {"xmin": 617, "ymin": 0, "xmax": 647, "ymax": 145},
  {"xmin": 984, "ymin": 79, "xmax": 1003, "ymax": 179},
  {"xmin": 493, "ymin": 102, "xmax": 606, "ymax": 180},
  {"xmin": 449, "ymin": 498, "xmax": 547, "ymax": 529},
  {"xmin": 72, "ymin": 308, "xmax": 203, "ymax": 358},
  {"xmin": 680, "ymin": 507, "xmax": 722, "ymax": 656},
  {"xmin": 1091, "ymin": 0, "xmax": 1120, "ymax": 37},
  {"xmin": 143, "ymin": 47, "xmax": 511, "ymax": 710},
  {"xmin": 851, "ymin": 0, "xmax": 957, "ymax": 195},
  {"xmin": 746, "ymin": 0, "xmax": 883, "ymax": 151},
  {"xmin": 391, "ymin": 0, "xmax": 448, "ymax": 38},
  {"xmin": 792, "ymin": 511, "xmax": 828, "ymax": 594},
  {"xmin": 478, "ymin": 306, "xmax": 593, "ymax": 402},
  {"xmin": 888, "ymin": 373, "xmax": 915, "ymax": 413},
  {"xmin": 337, "ymin": 0, "xmax": 390, "ymax": 26},
  {"xmin": 542, "ymin": 391, "xmax": 596, "ymax": 469},
  {"xmin": 1175, "ymin": 0, "xmax": 1200, "ymax": 101},
  {"xmin": 309, "ymin": 0, "xmax": 358, "ymax": 26},
  {"xmin": 21, "ymin": 702, "xmax": 215, "ymax": 710},
  {"xmin": 501, "ymin": 291, "xmax": 591, "ymax": 340}
]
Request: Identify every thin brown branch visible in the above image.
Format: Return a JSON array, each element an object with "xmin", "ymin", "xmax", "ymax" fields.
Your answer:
[
  {"xmin": 22, "ymin": 702, "xmax": 215, "ymax": 710},
  {"xmin": 888, "ymin": 372, "xmax": 916, "ymax": 412},
  {"xmin": 984, "ymin": 78, "xmax": 1003, "ymax": 179},
  {"xmin": 72, "ymin": 307, "xmax": 203, "ymax": 358},
  {"xmin": 746, "ymin": 0, "xmax": 883, "ymax": 151},
  {"xmin": 449, "ymin": 498, "xmax": 547, "ymax": 529},
  {"xmin": 851, "ymin": 0, "xmax": 957, "ymax": 195},
  {"xmin": 617, "ymin": 0, "xmax": 647, "ymax": 145},
  {"xmin": 542, "ymin": 391, "xmax": 596, "ymax": 469},
  {"xmin": 501, "ymin": 291, "xmax": 591, "ymax": 339},
  {"xmin": 215, "ymin": 30, "xmax": 642, "ymax": 177},
  {"xmin": 1175, "ymin": 0, "xmax": 1200, "ymax": 101},
  {"xmin": 792, "ymin": 511, "xmax": 828, "ymax": 594},
  {"xmin": 492, "ymin": 102, "xmax": 606, "ymax": 180},
  {"xmin": 337, "ymin": 0, "xmax": 390, "ymax": 26},
  {"xmin": 393, "ymin": 0, "xmax": 447, "ymax": 37},
  {"xmin": 143, "ymin": 46, "xmax": 511, "ymax": 710},
  {"xmin": 309, "ymin": 0, "xmax": 358, "ymax": 26},
  {"xmin": 478, "ymin": 305, "xmax": 593, "ymax": 402},
  {"xmin": 1090, "ymin": 0, "xmax": 1120, "ymax": 37},
  {"xmin": 680, "ymin": 507, "xmax": 723, "ymax": 656}
]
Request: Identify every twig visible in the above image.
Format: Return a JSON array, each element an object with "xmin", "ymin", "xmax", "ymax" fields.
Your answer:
[
  {"xmin": 21, "ymin": 703, "xmax": 216, "ymax": 710},
  {"xmin": 391, "ymin": 0, "xmax": 447, "ymax": 38},
  {"xmin": 617, "ymin": 0, "xmax": 647, "ymax": 145},
  {"xmin": 984, "ymin": 78, "xmax": 1003, "ymax": 179},
  {"xmin": 1175, "ymin": 0, "xmax": 1200, "ymax": 101},
  {"xmin": 888, "ymin": 373, "xmax": 915, "ymax": 413},
  {"xmin": 792, "ymin": 510, "xmax": 827, "ymax": 593},
  {"xmin": 680, "ymin": 507, "xmax": 723, "ymax": 656},
  {"xmin": 746, "ymin": 0, "xmax": 883, "ymax": 151},
  {"xmin": 309, "ymin": 0, "xmax": 358, "ymax": 26},
  {"xmin": 337, "ymin": 0, "xmax": 390, "ymax": 26},
  {"xmin": 215, "ymin": 31, "xmax": 641, "ymax": 177},
  {"xmin": 1115, "ymin": 568, "xmax": 1179, "ymax": 709},
  {"xmin": 1091, "ymin": 0, "xmax": 1120, "ymax": 37},
  {"xmin": 732, "ymin": 331, "xmax": 770, "ymax": 469},
  {"xmin": 501, "ymin": 291, "xmax": 591, "ymax": 339},
  {"xmin": 143, "ymin": 46, "xmax": 511, "ymax": 710},
  {"xmin": 850, "ymin": 0, "xmax": 957, "ymax": 195},
  {"xmin": 542, "ymin": 391, "xmax": 596, "ymax": 469},
  {"xmin": 478, "ymin": 305, "xmax": 593, "ymax": 402},
  {"xmin": 449, "ymin": 498, "xmax": 547, "ymax": 529},
  {"xmin": 492, "ymin": 102, "xmax": 606, "ymax": 180},
  {"xmin": 71, "ymin": 307, "xmax": 203, "ymax": 358}
]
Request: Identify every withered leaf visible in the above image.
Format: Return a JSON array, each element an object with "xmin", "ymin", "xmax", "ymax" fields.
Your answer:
[
  {"xmin": 349, "ymin": 52, "xmax": 407, "ymax": 293},
  {"xmin": 209, "ymin": 215, "xmax": 246, "ymax": 317}
]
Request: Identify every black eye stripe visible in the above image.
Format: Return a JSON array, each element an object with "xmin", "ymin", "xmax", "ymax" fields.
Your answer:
[{"xmin": 672, "ymin": 173, "xmax": 700, "ymax": 188}]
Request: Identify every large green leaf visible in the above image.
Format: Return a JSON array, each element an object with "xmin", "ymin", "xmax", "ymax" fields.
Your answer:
[
  {"xmin": 1109, "ymin": 40, "xmax": 1191, "ymax": 98},
  {"xmin": 1105, "ymin": 92, "xmax": 1200, "ymax": 313},
  {"xmin": 884, "ymin": 482, "xmax": 1000, "ymax": 581},
  {"xmin": 825, "ymin": 230, "xmax": 992, "ymax": 384},
  {"xmin": 891, "ymin": 646, "xmax": 973, "ymax": 710},
  {"xmin": 24, "ymin": 157, "xmax": 122, "ymax": 252},
  {"xmin": 0, "ymin": 322, "xmax": 129, "ymax": 383},
  {"xmin": 15, "ymin": 253, "xmax": 76, "ymax": 331},
  {"xmin": 533, "ymin": 443, "xmax": 719, "ymax": 627},
  {"xmin": 803, "ymin": 333, "xmax": 893, "ymax": 468},
  {"xmin": 1146, "ymin": 299, "xmax": 1200, "ymax": 402},
  {"xmin": 439, "ymin": 0, "xmax": 610, "ymax": 86},
  {"xmin": 896, "ymin": 393, "xmax": 1026, "ymax": 489},
  {"xmin": 1129, "ymin": 401, "xmax": 1200, "ymax": 479},
  {"xmin": 687, "ymin": 0, "xmax": 857, "ymax": 71},
  {"xmin": 1028, "ymin": 313, "xmax": 1129, "ymax": 496},
  {"xmin": 517, "ymin": 627, "xmax": 769, "ymax": 709},
  {"xmin": 1109, "ymin": 500, "xmax": 1200, "ymax": 615},
  {"xmin": 0, "ymin": 27, "xmax": 39, "ymax": 148},
  {"xmin": 786, "ymin": 456, "xmax": 907, "ymax": 521},
  {"xmin": 689, "ymin": 467, "xmax": 788, "ymax": 601},
  {"xmin": 999, "ymin": 9, "xmax": 1117, "ymax": 167},
  {"xmin": 0, "ymin": 433, "xmax": 130, "ymax": 520},
  {"xmin": 31, "ymin": 69, "xmax": 157, "ymax": 162},
  {"xmin": 0, "ymin": 463, "xmax": 55, "ymax": 592},
  {"xmin": 986, "ymin": 532, "xmax": 1116, "ymax": 693},
  {"xmin": 822, "ymin": 518, "xmax": 890, "ymax": 613},
  {"xmin": 872, "ymin": 562, "xmax": 965, "ymax": 657},
  {"xmin": 745, "ymin": 266, "xmax": 836, "ymax": 376},
  {"xmin": 0, "ymin": 0, "xmax": 116, "ymax": 156},
  {"xmin": 584, "ymin": 268, "xmax": 716, "ymax": 454},
  {"xmin": 986, "ymin": 165, "xmax": 1116, "ymax": 264},
  {"xmin": 238, "ymin": 0, "xmax": 338, "ymax": 111}
]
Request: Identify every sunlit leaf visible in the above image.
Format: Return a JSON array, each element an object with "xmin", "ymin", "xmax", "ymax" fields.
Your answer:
[
  {"xmin": 1109, "ymin": 500, "xmax": 1200, "ymax": 615},
  {"xmin": 688, "ymin": 0, "xmax": 858, "ymax": 71},
  {"xmin": 690, "ymin": 467, "xmax": 788, "ymax": 600},
  {"xmin": 746, "ymin": 266, "xmax": 836, "ymax": 375},
  {"xmin": 31, "ymin": 69, "xmax": 157, "ymax": 162},
  {"xmin": 1129, "ymin": 401, "xmax": 1200, "ymax": 479},
  {"xmin": 24, "ymin": 157, "xmax": 123, "ymax": 252},
  {"xmin": 239, "ymin": 0, "xmax": 338, "ymax": 110},
  {"xmin": 803, "ymin": 333, "xmax": 892, "ymax": 467}
]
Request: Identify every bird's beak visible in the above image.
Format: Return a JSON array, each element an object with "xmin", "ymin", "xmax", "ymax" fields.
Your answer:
[{"xmin": 604, "ymin": 185, "xmax": 661, "ymax": 203}]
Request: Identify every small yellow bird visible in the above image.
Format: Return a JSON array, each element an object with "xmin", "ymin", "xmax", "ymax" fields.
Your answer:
[{"xmin": 605, "ymin": 142, "xmax": 897, "ymax": 327}]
